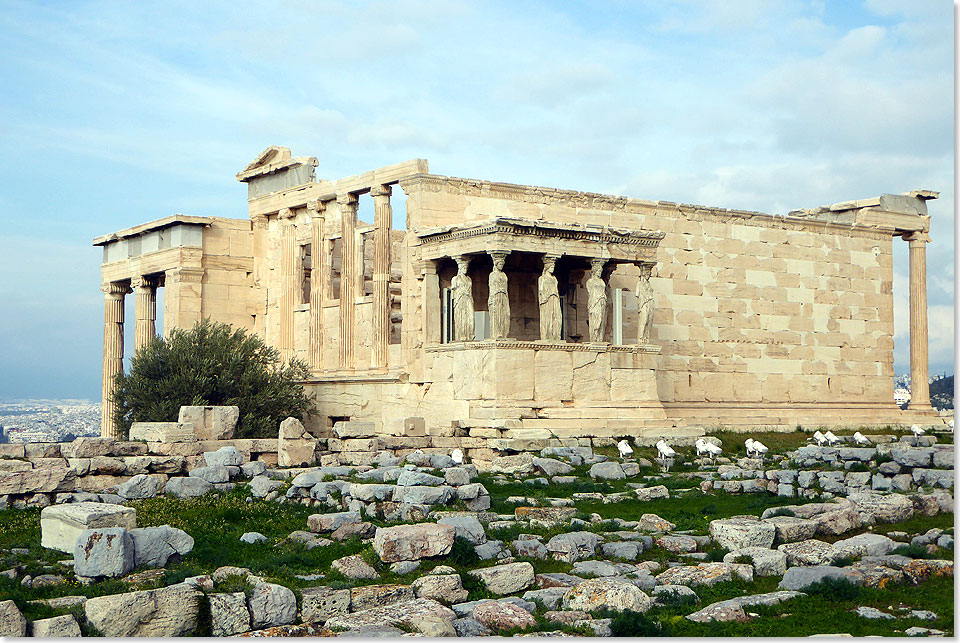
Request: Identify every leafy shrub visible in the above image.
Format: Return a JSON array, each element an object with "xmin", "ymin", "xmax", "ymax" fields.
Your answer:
[
  {"xmin": 846, "ymin": 462, "xmax": 870, "ymax": 473},
  {"xmin": 733, "ymin": 554, "xmax": 753, "ymax": 565},
  {"xmin": 607, "ymin": 609, "xmax": 671, "ymax": 636},
  {"xmin": 446, "ymin": 536, "xmax": 481, "ymax": 569},
  {"xmin": 112, "ymin": 319, "xmax": 310, "ymax": 439},
  {"xmin": 804, "ymin": 576, "xmax": 861, "ymax": 601},
  {"xmin": 892, "ymin": 544, "xmax": 936, "ymax": 560},
  {"xmin": 654, "ymin": 588, "xmax": 697, "ymax": 608},
  {"xmin": 704, "ymin": 545, "xmax": 730, "ymax": 562}
]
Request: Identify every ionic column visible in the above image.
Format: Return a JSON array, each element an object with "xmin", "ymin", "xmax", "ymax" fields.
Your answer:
[
  {"xmin": 308, "ymin": 200, "xmax": 325, "ymax": 370},
  {"xmin": 338, "ymin": 193, "xmax": 359, "ymax": 369},
  {"xmin": 905, "ymin": 232, "xmax": 932, "ymax": 409},
  {"xmin": 422, "ymin": 260, "xmax": 440, "ymax": 345},
  {"xmin": 278, "ymin": 208, "xmax": 296, "ymax": 360},
  {"xmin": 452, "ymin": 255, "xmax": 474, "ymax": 341},
  {"xmin": 371, "ymin": 185, "xmax": 392, "ymax": 369},
  {"xmin": 101, "ymin": 282, "xmax": 128, "ymax": 438},
  {"xmin": 132, "ymin": 277, "xmax": 157, "ymax": 354}
]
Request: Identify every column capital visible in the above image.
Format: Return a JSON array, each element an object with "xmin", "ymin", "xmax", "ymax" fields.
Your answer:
[
  {"xmin": 904, "ymin": 231, "xmax": 931, "ymax": 245},
  {"xmin": 101, "ymin": 282, "xmax": 129, "ymax": 296},
  {"xmin": 306, "ymin": 199, "xmax": 324, "ymax": 213},
  {"xmin": 278, "ymin": 207, "xmax": 295, "ymax": 220},
  {"xmin": 131, "ymin": 276, "xmax": 157, "ymax": 290},
  {"xmin": 337, "ymin": 192, "xmax": 359, "ymax": 208},
  {"xmin": 251, "ymin": 213, "xmax": 269, "ymax": 229},
  {"xmin": 369, "ymin": 184, "xmax": 392, "ymax": 198},
  {"xmin": 454, "ymin": 254, "xmax": 471, "ymax": 271}
]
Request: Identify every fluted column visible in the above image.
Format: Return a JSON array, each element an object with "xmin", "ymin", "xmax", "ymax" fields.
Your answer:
[
  {"xmin": 308, "ymin": 200, "xmax": 325, "ymax": 370},
  {"xmin": 132, "ymin": 277, "xmax": 157, "ymax": 354},
  {"xmin": 371, "ymin": 185, "xmax": 392, "ymax": 369},
  {"xmin": 101, "ymin": 282, "xmax": 128, "ymax": 438},
  {"xmin": 338, "ymin": 193, "xmax": 359, "ymax": 369},
  {"xmin": 905, "ymin": 232, "xmax": 932, "ymax": 409},
  {"xmin": 278, "ymin": 208, "xmax": 296, "ymax": 360}
]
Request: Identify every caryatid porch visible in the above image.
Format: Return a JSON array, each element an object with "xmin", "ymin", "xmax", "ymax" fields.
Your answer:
[{"xmin": 414, "ymin": 218, "xmax": 670, "ymax": 429}]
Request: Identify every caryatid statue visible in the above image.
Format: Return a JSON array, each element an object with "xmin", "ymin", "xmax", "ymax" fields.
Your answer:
[
  {"xmin": 636, "ymin": 266, "xmax": 655, "ymax": 343},
  {"xmin": 452, "ymin": 255, "xmax": 474, "ymax": 342},
  {"xmin": 586, "ymin": 258, "xmax": 608, "ymax": 343},
  {"xmin": 538, "ymin": 255, "xmax": 562, "ymax": 341},
  {"xmin": 488, "ymin": 252, "xmax": 510, "ymax": 339}
]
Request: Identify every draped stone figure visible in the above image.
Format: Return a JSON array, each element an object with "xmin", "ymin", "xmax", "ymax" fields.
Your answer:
[
  {"xmin": 586, "ymin": 259, "xmax": 607, "ymax": 343},
  {"xmin": 488, "ymin": 252, "xmax": 510, "ymax": 339},
  {"xmin": 636, "ymin": 268, "xmax": 655, "ymax": 343},
  {"xmin": 452, "ymin": 255, "xmax": 474, "ymax": 342},
  {"xmin": 538, "ymin": 256, "xmax": 562, "ymax": 341}
]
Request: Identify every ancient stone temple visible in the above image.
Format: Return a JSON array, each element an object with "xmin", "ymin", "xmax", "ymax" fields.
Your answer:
[{"xmin": 95, "ymin": 145, "xmax": 943, "ymax": 440}]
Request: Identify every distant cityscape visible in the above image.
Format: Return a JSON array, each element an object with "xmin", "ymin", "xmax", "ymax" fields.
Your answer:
[
  {"xmin": 0, "ymin": 399, "xmax": 101, "ymax": 444},
  {"xmin": 0, "ymin": 374, "xmax": 952, "ymax": 444}
]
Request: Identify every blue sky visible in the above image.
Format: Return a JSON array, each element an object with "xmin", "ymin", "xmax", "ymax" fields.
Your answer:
[{"xmin": 0, "ymin": 0, "xmax": 954, "ymax": 399}]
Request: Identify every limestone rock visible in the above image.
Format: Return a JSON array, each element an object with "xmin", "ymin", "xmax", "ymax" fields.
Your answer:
[
  {"xmin": 723, "ymin": 547, "xmax": 787, "ymax": 577},
  {"xmin": 300, "ymin": 586, "xmax": 350, "ymax": 623},
  {"xmin": 248, "ymin": 582, "xmax": 297, "ymax": 629},
  {"xmin": 589, "ymin": 462, "xmax": 625, "ymax": 480},
  {"xmin": 130, "ymin": 525, "xmax": 194, "ymax": 567},
  {"xmin": 545, "ymin": 531, "xmax": 602, "ymax": 562},
  {"xmin": 778, "ymin": 566, "xmax": 863, "ymax": 591},
  {"xmin": 601, "ymin": 541, "xmax": 641, "ymax": 561},
  {"xmin": 332, "ymin": 555, "xmax": 380, "ymax": 580},
  {"xmin": 0, "ymin": 467, "xmax": 76, "ymax": 496},
  {"xmin": 468, "ymin": 562, "xmax": 536, "ymax": 595},
  {"xmin": 240, "ymin": 532, "xmax": 267, "ymax": 544},
  {"xmin": 178, "ymin": 405, "xmax": 239, "ymax": 440},
  {"xmin": 453, "ymin": 617, "xmax": 491, "ymax": 637},
  {"xmin": 61, "ymin": 437, "xmax": 115, "ymax": 459},
  {"xmin": 533, "ymin": 457, "xmax": 574, "ymax": 477},
  {"xmin": 765, "ymin": 516, "xmax": 818, "ymax": 544},
  {"xmin": 709, "ymin": 517, "xmax": 775, "ymax": 550},
  {"xmin": 686, "ymin": 603, "xmax": 748, "ymax": 623},
  {"xmin": 165, "ymin": 476, "xmax": 214, "ymax": 498},
  {"xmin": 350, "ymin": 585, "xmax": 415, "ymax": 612},
  {"xmin": 639, "ymin": 513, "xmax": 675, "ymax": 532},
  {"xmin": 249, "ymin": 475, "xmax": 283, "ymax": 498},
  {"xmin": 813, "ymin": 505, "xmax": 862, "ymax": 536},
  {"xmin": 902, "ymin": 559, "xmax": 953, "ymax": 584},
  {"xmin": 0, "ymin": 600, "xmax": 26, "ymax": 637},
  {"xmin": 655, "ymin": 563, "xmax": 752, "ymax": 587},
  {"xmin": 488, "ymin": 453, "xmax": 535, "ymax": 475},
  {"xmin": 84, "ymin": 582, "xmax": 201, "ymax": 637},
  {"xmin": 210, "ymin": 592, "xmax": 251, "ymax": 636},
  {"xmin": 324, "ymin": 598, "xmax": 455, "ymax": 632},
  {"xmin": 189, "ymin": 465, "xmax": 230, "ymax": 484},
  {"xmin": 413, "ymin": 573, "xmax": 468, "ymax": 603},
  {"xmin": 372, "ymin": 523, "xmax": 456, "ymax": 563},
  {"xmin": 41, "ymin": 502, "xmax": 136, "ymax": 553},
  {"xmin": 396, "ymin": 470, "xmax": 445, "ymax": 486},
  {"xmin": 847, "ymin": 492, "xmax": 914, "ymax": 524},
  {"xmin": 562, "ymin": 577, "xmax": 652, "ymax": 613},
  {"xmin": 204, "ymin": 446, "xmax": 244, "ymax": 467},
  {"xmin": 778, "ymin": 540, "xmax": 834, "ymax": 567},
  {"xmin": 30, "ymin": 613, "xmax": 81, "ymax": 637},
  {"xmin": 472, "ymin": 600, "xmax": 537, "ymax": 631},
  {"xmin": 657, "ymin": 535, "xmax": 697, "ymax": 553},
  {"xmin": 117, "ymin": 474, "xmax": 164, "ymax": 500},
  {"xmin": 437, "ymin": 515, "xmax": 486, "ymax": 544},
  {"xmin": 515, "ymin": 506, "xmax": 577, "ymax": 528},
  {"xmin": 308, "ymin": 511, "xmax": 362, "ymax": 533},
  {"xmin": 73, "ymin": 527, "xmax": 135, "ymax": 578},
  {"xmin": 828, "ymin": 533, "xmax": 896, "ymax": 562},
  {"xmin": 635, "ymin": 485, "xmax": 670, "ymax": 501}
]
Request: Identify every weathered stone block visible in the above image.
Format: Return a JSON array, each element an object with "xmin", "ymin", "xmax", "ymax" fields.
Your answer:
[
  {"xmin": 41, "ymin": 502, "xmax": 136, "ymax": 553},
  {"xmin": 177, "ymin": 406, "xmax": 239, "ymax": 441},
  {"xmin": 73, "ymin": 527, "xmax": 135, "ymax": 577}
]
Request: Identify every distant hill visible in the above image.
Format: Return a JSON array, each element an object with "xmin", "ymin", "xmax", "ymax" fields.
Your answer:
[{"xmin": 930, "ymin": 375, "xmax": 954, "ymax": 411}]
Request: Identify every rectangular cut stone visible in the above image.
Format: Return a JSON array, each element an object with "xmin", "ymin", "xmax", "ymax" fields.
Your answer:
[
  {"xmin": 40, "ymin": 502, "xmax": 137, "ymax": 553},
  {"xmin": 130, "ymin": 422, "xmax": 197, "ymax": 443},
  {"xmin": 177, "ymin": 406, "xmax": 239, "ymax": 440},
  {"xmin": 333, "ymin": 421, "xmax": 377, "ymax": 439}
]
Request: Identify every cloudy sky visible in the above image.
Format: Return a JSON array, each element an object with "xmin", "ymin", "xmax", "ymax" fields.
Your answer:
[{"xmin": 0, "ymin": 0, "xmax": 953, "ymax": 400}]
